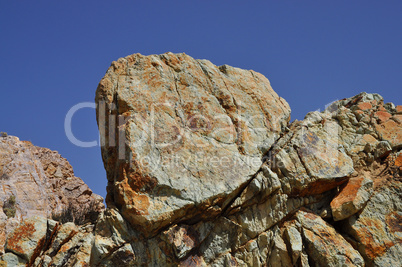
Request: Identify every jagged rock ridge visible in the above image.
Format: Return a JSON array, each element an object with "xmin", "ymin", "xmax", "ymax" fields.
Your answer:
[
  {"xmin": 1, "ymin": 53, "xmax": 401, "ymax": 266},
  {"xmin": 0, "ymin": 136, "xmax": 104, "ymax": 254}
]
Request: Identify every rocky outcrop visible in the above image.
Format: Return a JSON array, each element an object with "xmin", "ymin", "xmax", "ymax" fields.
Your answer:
[
  {"xmin": 0, "ymin": 136, "xmax": 104, "ymax": 254},
  {"xmin": 95, "ymin": 52, "xmax": 291, "ymax": 236},
  {"xmin": 1, "ymin": 53, "xmax": 401, "ymax": 266}
]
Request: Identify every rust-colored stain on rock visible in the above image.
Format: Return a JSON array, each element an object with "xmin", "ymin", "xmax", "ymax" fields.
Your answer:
[
  {"xmin": 357, "ymin": 102, "xmax": 372, "ymax": 110},
  {"xmin": 375, "ymin": 111, "xmax": 392, "ymax": 123},
  {"xmin": 294, "ymin": 177, "xmax": 347, "ymax": 197},
  {"xmin": 376, "ymin": 119, "xmax": 402, "ymax": 147},
  {"xmin": 356, "ymin": 217, "xmax": 395, "ymax": 260},
  {"xmin": 395, "ymin": 154, "xmax": 402, "ymax": 168},
  {"xmin": 331, "ymin": 177, "xmax": 363, "ymax": 209},
  {"xmin": 116, "ymin": 179, "xmax": 150, "ymax": 216},
  {"xmin": 6, "ymin": 221, "xmax": 36, "ymax": 255},
  {"xmin": 385, "ymin": 211, "xmax": 402, "ymax": 235}
]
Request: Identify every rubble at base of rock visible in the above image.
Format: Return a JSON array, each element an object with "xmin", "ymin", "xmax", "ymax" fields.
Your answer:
[{"xmin": 1, "ymin": 53, "xmax": 401, "ymax": 266}]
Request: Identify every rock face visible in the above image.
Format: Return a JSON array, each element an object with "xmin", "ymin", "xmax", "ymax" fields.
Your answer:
[
  {"xmin": 1, "ymin": 53, "xmax": 401, "ymax": 266},
  {"xmin": 0, "ymin": 136, "xmax": 104, "ymax": 253},
  {"xmin": 95, "ymin": 52, "xmax": 291, "ymax": 236}
]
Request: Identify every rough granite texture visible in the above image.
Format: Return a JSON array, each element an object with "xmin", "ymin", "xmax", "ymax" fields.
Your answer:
[
  {"xmin": 95, "ymin": 52, "xmax": 291, "ymax": 236},
  {"xmin": 0, "ymin": 136, "xmax": 104, "ymax": 254},
  {"xmin": 1, "ymin": 52, "xmax": 401, "ymax": 266}
]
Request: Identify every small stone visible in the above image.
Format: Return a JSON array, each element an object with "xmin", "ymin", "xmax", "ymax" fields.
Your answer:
[
  {"xmin": 396, "ymin": 105, "xmax": 402, "ymax": 114},
  {"xmin": 357, "ymin": 102, "xmax": 372, "ymax": 111},
  {"xmin": 374, "ymin": 141, "xmax": 392, "ymax": 159},
  {"xmin": 384, "ymin": 103, "xmax": 395, "ymax": 113},
  {"xmin": 375, "ymin": 119, "xmax": 402, "ymax": 149},
  {"xmin": 330, "ymin": 177, "xmax": 373, "ymax": 221},
  {"xmin": 375, "ymin": 111, "xmax": 392, "ymax": 123},
  {"xmin": 366, "ymin": 153, "xmax": 374, "ymax": 164},
  {"xmin": 320, "ymin": 209, "xmax": 328, "ymax": 218}
]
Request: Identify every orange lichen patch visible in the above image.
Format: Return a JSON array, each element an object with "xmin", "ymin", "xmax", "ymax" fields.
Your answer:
[
  {"xmin": 6, "ymin": 221, "xmax": 36, "ymax": 255},
  {"xmin": 293, "ymin": 177, "xmax": 347, "ymax": 197},
  {"xmin": 395, "ymin": 154, "xmax": 402, "ymax": 168},
  {"xmin": 355, "ymin": 217, "xmax": 395, "ymax": 260},
  {"xmin": 385, "ymin": 211, "xmax": 402, "ymax": 234},
  {"xmin": 119, "ymin": 163, "xmax": 158, "ymax": 193},
  {"xmin": 115, "ymin": 179, "xmax": 150, "ymax": 216},
  {"xmin": 161, "ymin": 53, "xmax": 183, "ymax": 72},
  {"xmin": 375, "ymin": 119, "xmax": 402, "ymax": 147},
  {"xmin": 375, "ymin": 111, "xmax": 392, "ymax": 123},
  {"xmin": 96, "ymin": 77, "xmax": 113, "ymax": 98},
  {"xmin": 330, "ymin": 177, "xmax": 364, "ymax": 209},
  {"xmin": 59, "ymin": 242, "xmax": 71, "ymax": 253},
  {"xmin": 357, "ymin": 102, "xmax": 372, "ymax": 111}
]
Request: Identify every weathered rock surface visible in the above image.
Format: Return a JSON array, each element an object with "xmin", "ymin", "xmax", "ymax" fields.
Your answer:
[
  {"xmin": 330, "ymin": 176, "xmax": 373, "ymax": 221},
  {"xmin": 95, "ymin": 52, "xmax": 291, "ymax": 236},
  {"xmin": 1, "ymin": 53, "xmax": 401, "ymax": 266},
  {"xmin": 294, "ymin": 210, "xmax": 364, "ymax": 266},
  {"xmin": 342, "ymin": 180, "xmax": 402, "ymax": 266},
  {"xmin": 0, "ymin": 136, "xmax": 104, "ymax": 253}
]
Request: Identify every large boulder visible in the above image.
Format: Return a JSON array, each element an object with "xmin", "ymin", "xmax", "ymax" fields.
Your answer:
[{"xmin": 95, "ymin": 52, "xmax": 291, "ymax": 236}]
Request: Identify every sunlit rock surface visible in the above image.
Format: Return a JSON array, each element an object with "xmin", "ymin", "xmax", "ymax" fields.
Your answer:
[
  {"xmin": 1, "ymin": 53, "xmax": 401, "ymax": 266},
  {"xmin": 0, "ymin": 136, "xmax": 104, "ymax": 254},
  {"xmin": 95, "ymin": 52, "xmax": 291, "ymax": 236}
]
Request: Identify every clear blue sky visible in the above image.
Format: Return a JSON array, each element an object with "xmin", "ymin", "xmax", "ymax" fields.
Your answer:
[{"xmin": 1, "ymin": 1, "xmax": 401, "ymax": 200}]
